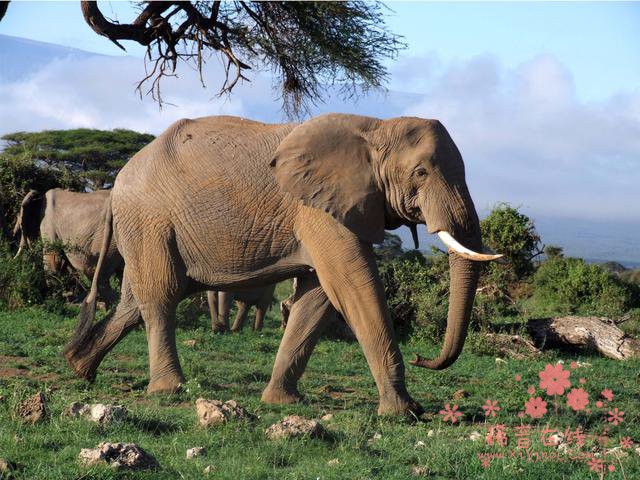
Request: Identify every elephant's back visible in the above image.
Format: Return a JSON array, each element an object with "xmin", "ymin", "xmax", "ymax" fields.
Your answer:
[{"xmin": 115, "ymin": 116, "xmax": 295, "ymax": 201}]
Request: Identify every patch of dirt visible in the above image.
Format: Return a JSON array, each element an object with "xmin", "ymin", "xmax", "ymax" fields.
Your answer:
[
  {"xmin": 0, "ymin": 367, "xmax": 29, "ymax": 378},
  {"xmin": 0, "ymin": 355, "xmax": 28, "ymax": 363}
]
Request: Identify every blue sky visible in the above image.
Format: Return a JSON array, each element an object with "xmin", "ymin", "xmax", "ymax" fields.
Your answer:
[
  {"xmin": 1, "ymin": 2, "xmax": 639, "ymax": 233},
  {"xmin": 2, "ymin": 1, "xmax": 639, "ymax": 101}
]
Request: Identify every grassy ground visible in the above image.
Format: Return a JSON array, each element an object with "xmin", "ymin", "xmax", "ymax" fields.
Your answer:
[{"xmin": 0, "ymin": 284, "xmax": 638, "ymax": 479}]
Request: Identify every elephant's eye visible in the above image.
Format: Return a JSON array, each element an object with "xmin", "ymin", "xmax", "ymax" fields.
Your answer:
[{"xmin": 415, "ymin": 168, "xmax": 428, "ymax": 178}]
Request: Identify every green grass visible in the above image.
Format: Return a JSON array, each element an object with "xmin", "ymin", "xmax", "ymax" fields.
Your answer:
[{"xmin": 0, "ymin": 289, "xmax": 638, "ymax": 479}]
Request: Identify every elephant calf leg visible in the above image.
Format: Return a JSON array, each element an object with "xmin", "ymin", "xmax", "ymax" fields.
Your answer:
[
  {"xmin": 253, "ymin": 307, "xmax": 266, "ymax": 331},
  {"xmin": 262, "ymin": 275, "xmax": 333, "ymax": 404},
  {"xmin": 230, "ymin": 302, "xmax": 249, "ymax": 332},
  {"xmin": 64, "ymin": 274, "xmax": 142, "ymax": 380}
]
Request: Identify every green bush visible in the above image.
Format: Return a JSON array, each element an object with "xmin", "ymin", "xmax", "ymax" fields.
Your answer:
[
  {"xmin": 0, "ymin": 238, "xmax": 89, "ymax": 310},
  {"xmin": 480, "ymin": 203, "xmax": 543, "ymax": 279},
  {"xmin": 0, "ymin": 239, "xmax": 47, "ymax": 308},
  {"xmin": 379, "ymin": 250, "xmax": 450, "ymax": 340},
  {"xmin": 528, "ymin": 257, "xmax": 639, "ymax": 318}
]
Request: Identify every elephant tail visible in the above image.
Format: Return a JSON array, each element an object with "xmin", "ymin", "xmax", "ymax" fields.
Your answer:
[{"xmin": 65, "ymin": 199, "xmax": 114, "ymax": 355}]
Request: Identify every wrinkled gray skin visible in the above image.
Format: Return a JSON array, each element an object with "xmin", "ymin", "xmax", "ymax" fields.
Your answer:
[
  {"xmin": 65, "ymin": 113, "xmax": 497, "ymax": 417},
  {"xmin": 208, "ymin": 284, "xmax": 276, "ymax": 333},
  {"xmin": 13, "ymin": 189, "xmax": 123, "ymax": 304}
]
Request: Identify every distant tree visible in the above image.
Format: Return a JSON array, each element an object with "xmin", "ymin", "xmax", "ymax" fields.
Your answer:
[
  {"xmin": 1, "ymin": 129, "xmax": 155, "ymax": 189},
  {"xmin": 480, "ymin": 203, "xmax": 543, "ymax": 278},
  {"xmin": 0, "ymin": 128, "xmax": 154, "ymax": 227},
  {"xmin": 0, "ymin": 2, "xmax": 405, "ymax": 115},
  {"xmin": 544, "ymin": 245, "xmax": 564, "ymax": 259},
  {"xmin": 374, "ymin": 232, "xmax": 404, "ymax": 262}
]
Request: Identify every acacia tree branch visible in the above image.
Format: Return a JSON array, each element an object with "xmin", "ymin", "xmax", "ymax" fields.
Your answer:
[{"xmin": 0, "ymin": 1, "xmax": 9, "ymax": 23}]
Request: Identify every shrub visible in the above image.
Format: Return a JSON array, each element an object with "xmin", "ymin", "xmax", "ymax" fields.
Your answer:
[
  {"xmin": 529, "ymin": 257, "xmax": 639, "ymax": 318},
  {"xmin": 379, "ymin": 250, "xmax": 450, "ymax": 340}
]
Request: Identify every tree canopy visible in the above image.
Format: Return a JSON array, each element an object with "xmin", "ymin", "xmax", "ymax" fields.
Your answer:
[
  {"xmin": 0, "ymin": 1, "xmax": 405, "ymax": 115},
  {"xmin": 1, "ymin": 129, "xmax": 155, "ymax": 189}
]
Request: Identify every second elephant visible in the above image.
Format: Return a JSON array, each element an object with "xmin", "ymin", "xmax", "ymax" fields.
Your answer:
[{"xmin": 208, "ymin": 285, "xmax": 276, "ymax": 332}]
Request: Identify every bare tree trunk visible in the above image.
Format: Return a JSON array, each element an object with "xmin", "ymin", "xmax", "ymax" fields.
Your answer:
[{"xmin": 527, "ymin": 316, "xmax": 640, "ymax": 360}]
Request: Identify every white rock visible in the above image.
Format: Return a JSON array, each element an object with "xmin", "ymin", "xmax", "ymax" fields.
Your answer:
[
  {"xmin": 414, "ymin": 440, "xmax": 426, "ymax": 448},
  {"xmin": 427, "ymin": 430, "xmax": 435, "ymax": 437},
  {"xmin": 321, "ymin": 413, "xmax": 334, "ymax": 421},
  {"xmin": 79, "ymin": 442, "xmax": 158, "ymax": 470},
  {"xmin": 186, "ymin": 447, "xmax": 205, "ymax": 459},
  {"xmin": 469, "ymin": 431, "xmax": 483, "ymax": 442},
  {"xmin": 196, "ymin": 398, "xmax": 252, "ymax": 427},
  {"xmin": 606, "ymin": 447, "xmax": 628, "ymax": 459},
  {"xmin": 265, "ymin": 415, "xmax": 324, "ymax": 440},
  {"xmin": 327, "ymin": 458, "xmax": 340, "ymax": 465}
]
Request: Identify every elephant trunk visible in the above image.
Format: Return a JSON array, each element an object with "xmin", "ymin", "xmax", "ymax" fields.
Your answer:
[{"xmin": 410, "ymin": 250, "xmax": 480, "ymax": 369}]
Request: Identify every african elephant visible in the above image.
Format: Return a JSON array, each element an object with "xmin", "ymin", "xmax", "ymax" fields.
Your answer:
[
  {"xmin": 13, "ymin": 188, "xmax": 123, "ymax": 304},
  {"xmin": 64, "ymin": 114, "xmax": 503, "ymax": 416},
  {"xmin": 208, "ymin": 284, "xmax": 276, "ymax": 333}
]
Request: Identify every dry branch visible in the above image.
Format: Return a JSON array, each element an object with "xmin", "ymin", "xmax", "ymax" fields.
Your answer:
[{"xmin": 527, "ymin": 316, "xmax": 640, "ymax": 360}]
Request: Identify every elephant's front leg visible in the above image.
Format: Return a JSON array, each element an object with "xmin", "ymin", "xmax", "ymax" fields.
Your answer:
[
  {"xmin": 262, "ymin": 275, "xmax": 334, "ymax": 404},
  {"xmin": 296, "ymin": 207, "xmax": 423, "ymax": 416}
]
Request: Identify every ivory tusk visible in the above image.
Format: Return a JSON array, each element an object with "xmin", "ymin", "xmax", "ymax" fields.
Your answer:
[{"xmin": 437, "ymin": 231, "xmax": 506, "ymax": 262}]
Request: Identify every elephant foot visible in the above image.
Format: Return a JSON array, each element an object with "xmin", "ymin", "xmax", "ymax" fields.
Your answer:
[
  {"xmin": 378, "ymin": 393, "xmax": 424, "ymax": 418},
  {"xmin": 147, "ymin": 373, "xmax": 184, "ymax": 395},
  {"xmin": 212, "ymin": 325, "xmax": 228, "ymax": 334},
  {"xmin": 261, "ymin": 382, "xmax": 303, "ymax": 405},
  {"xmin": 64, "ymin": 349, "xmax": 99, "ymax": 382}
]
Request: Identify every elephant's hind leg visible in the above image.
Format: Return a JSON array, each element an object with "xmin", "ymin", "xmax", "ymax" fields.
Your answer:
[
  {"xmin": 64, "ymin": 271, "xmax": 142, "ymax": 380},
  {"xmin": 127, "ymin": 228, "xmax": 187, "ymax": 394},
  {"xmin": 262, "ymin": 275, "xmax": 334, "ymax": 404}
]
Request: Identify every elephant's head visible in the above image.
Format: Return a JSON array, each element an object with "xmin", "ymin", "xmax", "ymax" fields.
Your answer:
[
  {"xmin": 272, "ymin": 113, "xmax": 503, "ymax": 370},
  {"xmin": 13, "ymin": 190, "xmax": 45, "ymax": 257}
]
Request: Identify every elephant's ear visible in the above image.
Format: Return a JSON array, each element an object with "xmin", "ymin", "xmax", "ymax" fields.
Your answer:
[{"xmin": 271, "ymin": 114, "xmax": 385, "ymax": 244}]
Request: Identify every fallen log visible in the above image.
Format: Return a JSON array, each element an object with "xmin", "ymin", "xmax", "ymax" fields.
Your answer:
[{"xmin": 527, "ymin": 316, "xmax": 640, "ymax": 360}]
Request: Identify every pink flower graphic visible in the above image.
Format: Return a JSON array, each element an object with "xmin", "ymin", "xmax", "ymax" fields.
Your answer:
[
  {"xmin": 601, "ymin": 389, "xmax": 614, "ymax": 401},
  {"xmin": 538, "ymin": 363, "xmax": 571, "ymax": 395},
  {"xmin": 482, "ymin": 399, "xmax": 500, "ymax": 418},
  {"xmin": 620, "ymin": 436, "xmax": 634, "ymax": 449},
  {"xmin": 524, "ymin": 396, "xmax": 547, "ymax": 419},
  {"xmin": 596, "ymin": 400, "xmax": 604, "ymax": 408},
  {"xmin": 439, "ymin": 404, "xmax": 462, "ymax": 423},
  {"xmin": 514, "ymin": 374, "xmax": 521, "ymax": 382},
  {"xmin": 566, "ymin": 388, "xmax": 589, "ymax": 411},
  {"xmin": 608, "ymin": 464, "xmax": 616, "ymax": 473},
  {"xmin": 570, "ymin": 361, "xmax": 578, "ymax": 369},
  {"xmin": 579, "ymin": 377, "xmax": 586, "ymax": 384},
  {"xmin": 527, "ymin": 385, "xmax": 535, "ymax": 395},
  {"xmin": 607, "ymin": 408, "xmax": 624, "ymax": 426},
  {"xmin": 587, "ymin": 455, "xmax": 604, "ymax": 473}
]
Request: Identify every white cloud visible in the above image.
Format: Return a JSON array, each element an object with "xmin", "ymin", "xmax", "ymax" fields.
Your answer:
[
  {"xmin": 395, "ymin": 53, "xmax": 640, "ymax": 221},
  {"xmin": 0, "ymin": 42, "xmax": 638, "ymax": 223}
]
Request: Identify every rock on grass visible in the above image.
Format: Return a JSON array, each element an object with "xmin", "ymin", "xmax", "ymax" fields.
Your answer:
[
  {"xmin": 0, "ymin": 458, "xmax": 15, "ymax": 473},
  {"xmin": 79, "ymin": 442, "xmax": 158, "ymax": 470},
  {"xmin": 265, "ymin": 415, "xmax": 325, "ymax": 440},
  {"xmin": 186, "ymin": 447, "xmax": 205, "ymax": 459},
  {"xmin": 18, "ymin": 392, "xmax": 47, "ymax": 423},
  {"xmin": 68, "ymin": 402, "xmax": 127, "ymax": 426},
  {"xmin": 196, "ymin": 398, "xmax": 252, "ymax": 427}
]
